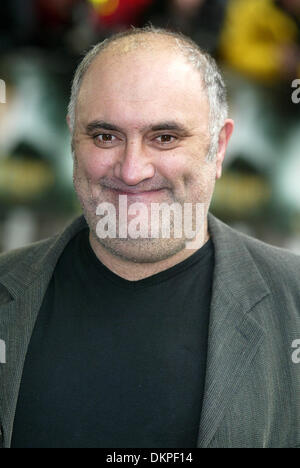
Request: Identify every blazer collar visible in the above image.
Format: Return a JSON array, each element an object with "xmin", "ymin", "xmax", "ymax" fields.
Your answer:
[{"xmin": 0, "ymin": 213, "xmax": 270, "ymax": 447}]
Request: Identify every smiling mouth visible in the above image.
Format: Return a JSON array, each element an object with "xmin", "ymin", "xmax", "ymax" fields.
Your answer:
[{"xmin": 112, "ymin": 188, "xmax": 166, "ymax": 195}]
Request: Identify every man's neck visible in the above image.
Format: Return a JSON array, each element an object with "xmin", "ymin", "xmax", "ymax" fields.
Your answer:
[{"xmin": 88, "ymin": 228, "xmax": 211, "ymax": 282}]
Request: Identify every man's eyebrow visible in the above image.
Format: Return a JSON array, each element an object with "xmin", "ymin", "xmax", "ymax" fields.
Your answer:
[
  {"xmin": 85, "ymin": 120, "xmax": 190, "ymax": 134},
  {"xmin": 149, "ymin": 122, "xmax": 190, "ymax": 133},
  {"xmin": 86, "ymin": 121, "xmax": 122, "ymax": 133}
]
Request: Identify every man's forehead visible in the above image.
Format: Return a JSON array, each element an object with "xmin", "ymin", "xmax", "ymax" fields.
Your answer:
[
  {"xmin": 96, "ymin": 33, "xmax": 180, "ymax": 58},
  {"xmin": 84, "ymin": 34, "xmax": 194, "ymax": 84},
  {"xmin": 81, "ymin": 40, "xmax": 204, "ymax": 99},
  {"xmin": 76, "ymin": 34, "xmax": 209, "ymax": 130}
]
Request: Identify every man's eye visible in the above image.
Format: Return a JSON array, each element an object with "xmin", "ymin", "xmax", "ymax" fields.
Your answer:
[
  {"xmin": 156, "ymin": 135, "xmax": 177, "ymax": 144},
  {"xmin": 94, "ymin": 134, "xmax": 117, "ymax": 145}
]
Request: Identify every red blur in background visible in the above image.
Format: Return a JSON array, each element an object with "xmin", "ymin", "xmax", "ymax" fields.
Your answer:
[{"xmin": 89, "ymin": 0, "xmax": 153, "ymax": 28}]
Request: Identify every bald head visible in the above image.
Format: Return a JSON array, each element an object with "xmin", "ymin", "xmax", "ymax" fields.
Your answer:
[{"xmin": 68, "ymin": 26, "xmax": 228, "ymax": 161}]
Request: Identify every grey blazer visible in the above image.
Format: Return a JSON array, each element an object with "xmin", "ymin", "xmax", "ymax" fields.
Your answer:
[{"xmin": 0, "ymin": 212, "xmax": 300, "ymax": 448}]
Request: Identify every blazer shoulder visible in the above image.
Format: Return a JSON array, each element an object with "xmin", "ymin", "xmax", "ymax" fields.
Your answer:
[
  {"xmin": 210, "ymin": 213, "xmax": 300, "ymax": 276},
  {"xmin": 0, "ymin": 216, "xmax": 87, "ymax": 294},
  {"xmin": 0, "ymin": 235, "xmax": 59, "ymax": 278},
  {"xmin": 234, "ymin": 228, "xmax": 300, "ymax": 286}
]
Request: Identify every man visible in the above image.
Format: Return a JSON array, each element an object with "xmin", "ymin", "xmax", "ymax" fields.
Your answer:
[{"xmin": 0, "ymin": 26, "xmax": 300, "ymax": 449}]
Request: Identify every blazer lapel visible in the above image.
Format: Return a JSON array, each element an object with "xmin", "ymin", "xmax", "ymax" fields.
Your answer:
[
  {"xmin": 197, "ymin": 213, "xmax": 271, "ymax": 448},
  {"xmin": 0, "ymin": 215, "xmax": 87, "ymax": 447}
]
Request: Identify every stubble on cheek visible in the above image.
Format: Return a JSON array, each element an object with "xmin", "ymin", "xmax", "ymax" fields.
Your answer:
[{"xmin": 73, "ymin": 153, "xmax": 97, "ymax": 214}]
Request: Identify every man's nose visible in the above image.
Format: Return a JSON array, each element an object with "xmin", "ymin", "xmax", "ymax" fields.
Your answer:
[{"xmin": 114, "ymin": 140, "xmax": 155, "ymax": 186}]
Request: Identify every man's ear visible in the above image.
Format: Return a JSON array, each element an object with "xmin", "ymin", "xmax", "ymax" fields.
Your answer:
[{"xmin": 215, "ymin": 119, "xmax": 234, "ymax": 180}]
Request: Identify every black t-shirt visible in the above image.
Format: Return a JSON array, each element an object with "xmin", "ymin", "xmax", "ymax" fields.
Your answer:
[{"xmin": 11, "ymin": 224, "xmax": 215, "ymax": 448}]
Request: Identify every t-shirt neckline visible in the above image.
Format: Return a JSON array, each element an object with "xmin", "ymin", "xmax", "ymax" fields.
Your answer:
[{"xmin": 78, "ymin": 228, "xmax": 214, "ymax": 290}]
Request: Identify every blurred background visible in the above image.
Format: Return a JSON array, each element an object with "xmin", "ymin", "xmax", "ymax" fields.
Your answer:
[{"xmin": 0, "ymin": 0, "xmax": 300, "ymax": 253}]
